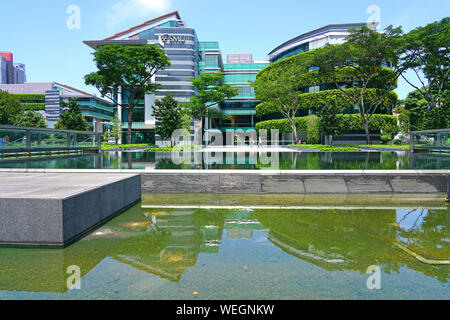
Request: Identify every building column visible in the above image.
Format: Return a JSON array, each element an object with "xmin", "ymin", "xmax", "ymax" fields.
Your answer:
[{"xmin": 117, "ymin": 86, "xmax": 123, "ymax": 144}]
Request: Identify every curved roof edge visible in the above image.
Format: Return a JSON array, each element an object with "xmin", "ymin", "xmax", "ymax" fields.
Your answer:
[
  {"xmin": 103, "ymin": 11, "xmax": 182, "ymax": 41},
  {"xmin": 268, "ymin": 23, "xmax": 366, "ymax": 56}
]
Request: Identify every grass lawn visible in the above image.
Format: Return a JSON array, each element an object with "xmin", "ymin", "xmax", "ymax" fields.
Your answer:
[
  {"xmin": 348, "ymin": 144, "xmax": 410, "ymax": 150},
  {"xmin": 101, "ymin": 143, "xmax": 149, "ymax": 150},
  {"xmin": 288, "ymin": 144, "xmax": 360, "ymax": 152},
  {"xmin": 145, "ymin": 145, "xmax": 204, "ymax": 152}
]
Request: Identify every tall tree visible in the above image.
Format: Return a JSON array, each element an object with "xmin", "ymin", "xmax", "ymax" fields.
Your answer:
[
  {"xmin": 54, "ymin": 98, "xmax": 89, "ymax": 131},
  {"xmin": 85, "ymin": 45, "xmax": 170, "ymax": 144},
  {"xmin": 184, "ymin": 73, "xmax": 238, "ymax": 136},
  {"xmin": 399, "ymin": 18, "xmax": 449, "ymax": 110},
  {"xmin": 153, "ymin": 94, "xmax": 183, "ymax": 147},
  {"xmin": 252, "ymin": 63, "xmax": 304, "ymax": 143},
  {"xmin": 311, "ymin": 25, "xmax": 403, "ymax": 144},
  {"xmin": 0, "ymin": 91, "xmax": 22, "ymax": 125}
]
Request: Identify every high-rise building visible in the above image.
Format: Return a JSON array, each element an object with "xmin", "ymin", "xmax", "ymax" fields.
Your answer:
[
  {"xmin": 13, "ymin": 63, "xmax": 26, "ymax": 84},
  {"xmin": 0, "ymin": 56, "xmax": 6, "ymax": 84},
  {"xmin": 0, "ymin": 52, "xmax": 27, "ymax": 84},
  {"xmin": 0, "ymin": 52, "xmax": 14, "ymax": 84}
]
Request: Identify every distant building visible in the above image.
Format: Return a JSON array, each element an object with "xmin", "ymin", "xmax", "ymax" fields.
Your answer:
[
  {"xmin": 13, "ymin": 63, "xmax": 26, "ymax": 84},
  {"xmin": 0, "ymin": 56, "xmax": 6, "ymax": 84},
  {"xmin": 0, "ymin": 52, "xmax": 27, "ymax": 84},
  {"xmin": 0, "ymin": 82, "xmax": 114, "ymax": 132},
  {"xmin": 0, "ymin": 52, "xmax": 14, "ymax": 84}
]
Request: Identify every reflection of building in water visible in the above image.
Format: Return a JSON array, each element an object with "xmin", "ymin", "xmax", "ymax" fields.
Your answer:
[
  {"xmin": 225, "ymin": 210, "xmax": 268, "ymax": 240},
  {"xmin": 0, "ymin": 207, "xmax": 447, "ymax": 294}
]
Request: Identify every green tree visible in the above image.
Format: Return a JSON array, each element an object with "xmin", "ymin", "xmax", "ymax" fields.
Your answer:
[
  {"xmin": 399, "ymin": 18, "xmax": 449, "ymax": 110},
  {"xmin": 54, "ymin": 98, "xmax": 90, "ymax": 131},
  {"xmin": 14, "ymin": 111, "xmax": 46, "ymax": 128},
  {"xmin": 184, "ymin": 73, "xmax": 238, "ymax": 136},
  {"xmin": 317, "ymin": 102, "xmax": 345, "ymax": 146},
  {"xmin": 405, "ymin": 89, "xmax": 449, "ymax": 130},
  {"xmin": 85, "ymin": 45, "xmax": 170, "ymax": 144},
  {"xmin": 252, "ymin": 63, "xmax": 305, "ymax": 143},
  {"xmin": 109, "ymin": 112, "xmax": 122, "ymax": 144},
  {"xmin": 153, "ymin": 94, "xmax": 183, "ymax": 147},
  {"xmin": 311, "ymin": 25, "xmax": 403, "ymax": 144},
  {"xmin": 0, "ymin": 90, "xmax": 22, "ymax": 125}
]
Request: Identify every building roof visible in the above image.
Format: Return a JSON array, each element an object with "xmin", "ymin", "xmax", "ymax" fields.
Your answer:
[
  {"xmin": 103, "ymin": 11, "xmax": 182, "ymax": 41},
  {"xmin": 268, "ymin": 23, "xmax": 366, "ymax": 56}
]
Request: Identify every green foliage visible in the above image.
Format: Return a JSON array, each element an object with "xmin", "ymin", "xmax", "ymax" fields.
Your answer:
[
  {"xmin": 184, "ymin": 73, "xmax": 239, "ymax": 125},
  {"xmin": 0, "ymin": 90, "xmax": 22, "ymax": 125},
  {"xmin": 109, "ymin": 113, "xmax": 122, "ymax": 144},
  {"xmin": 256, "ymin": 114, "xmax": 398, "ymax": 134},
  {"xmin": 101, "ymin": 143, "xmax": 147, "ymax": 150},
  {"xmin": 14, "ymin": 111, "xmax": 46, "ymax": 128},
  {"xmin": 20, "ymin": 103, "xmax": 45, "ymax": 111},
  {"xmin": 12, "ymin": 94, "xmax": 45, "ymax": 102},
  {"xmin": 153, "ymin": 94, "xmax": 183, "ymax": 146},
  {"xmin": 289, "ymin": 144, "xmax": 360, "ymax": 152},
  {"xmin": 317, "ymin": 100, "xmax": 345, "ymax": 145},
  {"xmin": 256, "ymin": 89, "xmax": 398, "ymax": 116},
  {"xmin": 405, "ymin": 89, "xmax": 449, "ymax": 130},
  {"xmin": 306, "ymin": 115, "xmax": 320, "ymax": 144},
  {"xmin": 145, "ymin": 145, "xmax": 203, "ymax": 152},
  {"xmin": 85, "ymin": 44, "xmax": 171, "ymax": 144},
  {"xmin": 54, "ymin": 98, "xmax": 90, "ymax": 132}
]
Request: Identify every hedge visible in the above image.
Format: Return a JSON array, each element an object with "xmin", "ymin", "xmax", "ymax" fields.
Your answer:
[
  {"xmin": 21, "ymin": 103, "xmax": 45, "ymax": 111},
  {"xmin": 13, "ymin": 94, "xmax": 45, "ymax": 102},
  {"xmin": 256, "ymin": 114, "xmax": 399, "ymax": 135},
  {"xmin": 256, "ymin": 89, "xmax": 398, "ymax": 116}
]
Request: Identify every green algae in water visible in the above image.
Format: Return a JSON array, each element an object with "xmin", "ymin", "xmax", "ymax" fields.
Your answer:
[{"xmin": 0, "ymin": 203, "xmax": 448, "ymax": 300}]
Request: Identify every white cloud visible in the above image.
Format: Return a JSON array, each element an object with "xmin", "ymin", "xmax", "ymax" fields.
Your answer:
[{"xmin": 105, "ymin": 0, "xmax": 172, "ymax": 26}]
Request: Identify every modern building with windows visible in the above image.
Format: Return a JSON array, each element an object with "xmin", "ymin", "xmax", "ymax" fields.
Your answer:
[
  {"xmin": 0, "ymin": 82, "xmax": 114, "ymax": 132},
  {"xmin": 268, "ymin": 23, "xmax": 365, "ymax": 63},
  {"xmin": 84, "ymin": 11, "xmax": 200, "ymax": 144},
  {"xmin": 83, "ymin": 11, "xmax": 367, "ymax": 144}
]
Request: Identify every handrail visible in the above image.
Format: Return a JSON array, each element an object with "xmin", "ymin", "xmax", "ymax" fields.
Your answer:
[{"xmin": 0, "ymin": 125, "xmax": 101, "ymax": 154}]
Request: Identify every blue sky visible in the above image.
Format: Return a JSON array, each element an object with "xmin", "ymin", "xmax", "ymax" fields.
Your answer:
[{"xmin": 0, "ymin": 0, "xmax": 448, "ymax": 99}]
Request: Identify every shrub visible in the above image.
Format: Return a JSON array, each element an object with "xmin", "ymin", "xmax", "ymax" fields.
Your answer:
[{"xmin": 306, "ymin": 115, "xmax": 320, "ymax": 144}]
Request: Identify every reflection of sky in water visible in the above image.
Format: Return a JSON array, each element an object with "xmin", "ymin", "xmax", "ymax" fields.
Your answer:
[{"xmin": 396, "ymin": 209, "xmax": 428, "ymax": 231}]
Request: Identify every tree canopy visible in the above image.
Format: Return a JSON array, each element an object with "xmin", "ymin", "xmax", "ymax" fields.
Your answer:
[{"xmin": 85, "ymin": 44, "xmax": 170, "ymax": 144}]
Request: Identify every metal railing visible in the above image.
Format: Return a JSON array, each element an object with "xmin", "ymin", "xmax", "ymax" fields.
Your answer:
[
  {"xmin": 410, "ymin": 128, "xmax": 450, "ymax": 152},
  {"xmin": 0, "ymin": 125, "xmax": 101, "ymax": 154}
]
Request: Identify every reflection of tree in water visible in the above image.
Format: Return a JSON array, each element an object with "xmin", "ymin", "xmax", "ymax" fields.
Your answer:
[
  {"xmin": 394, "ymin": 209, "xmax": 449, "ymax": 283},
  {"xmin": 252, "ymin": 208, "xmax": 449, "ymax": 283}
]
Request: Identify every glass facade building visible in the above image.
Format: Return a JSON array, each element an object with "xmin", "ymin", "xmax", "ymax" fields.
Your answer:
[{"xmin": 84, "ymin": 12, "xmax": 365, "ymax": 143}]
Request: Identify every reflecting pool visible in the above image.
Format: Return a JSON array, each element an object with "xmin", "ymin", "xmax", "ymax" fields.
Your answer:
[
  {"xmin": 0, "ymin": 151, "xmax": 449, "ymax": 170},
  {"xmin": 0, "ymin": 198, "xmax": 448, "ymax": 300}
]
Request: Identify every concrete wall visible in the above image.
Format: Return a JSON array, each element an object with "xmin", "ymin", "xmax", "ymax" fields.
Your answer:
[
  {"xmin": 0, "ymin": 174, "xmax": 141, "ymax": 248},
  {"xmin": 141, "ymin": 171, "xmax": 448, "ymax": 195}
]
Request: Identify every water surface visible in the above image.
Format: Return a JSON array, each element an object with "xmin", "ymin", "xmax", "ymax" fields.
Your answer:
[
  {"xmin": 0, "ymin": 200, "xmax": 448, "ymax": 300},
  {"xmin": 0, "ymin": 151, "xmax": 448, "ymax": 170}
]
